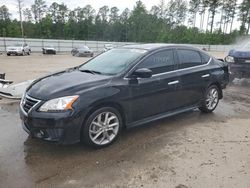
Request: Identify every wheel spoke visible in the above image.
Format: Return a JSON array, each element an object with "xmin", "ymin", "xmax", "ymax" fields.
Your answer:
[
  {"xmin": 108, "ymin": 122, "xmax": 118, "ymax": 128},
  {"xmin": 90, "ymin": 129, "xmax": 102, "ymax": 134},
  {"xmin": 104, "ymin": 112, "xmax": 109, "ymax": 125},
  {"xmin": 105, "ymin": 132, "xmax": 111, "ymax": 142},
  {"xmin": 97, "ymin": 114, "xmax": 102, "ymax": 123},
  {"xmin": 99, "ymin": 134, "xmax": 106, "ymax": 144},
  {"xmin": 92, "ymin": 130, "xmax": 104, "ymax": 141},
  {"xmin": 108, "ymin": 116, "xmax": 116, "ymax": 124},
  {"xmin": 92, "ymin": 121, "xmax": 102, "ymax": 128}
]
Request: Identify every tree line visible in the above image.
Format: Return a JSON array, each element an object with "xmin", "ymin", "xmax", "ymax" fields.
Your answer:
[{"xmin": 0, "ymin": 0, "xmax": 250, "ymax": 44}]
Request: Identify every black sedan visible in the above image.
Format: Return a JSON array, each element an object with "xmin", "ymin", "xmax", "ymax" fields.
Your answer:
[{"xmin": 19, "ymin": 44, "xmax": 229, "ymax": 148}]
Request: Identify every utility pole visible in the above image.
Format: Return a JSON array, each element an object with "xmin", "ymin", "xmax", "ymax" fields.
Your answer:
[{"xmin": 17, "ymin": 0, "xmax": 24, "ymax": 40}]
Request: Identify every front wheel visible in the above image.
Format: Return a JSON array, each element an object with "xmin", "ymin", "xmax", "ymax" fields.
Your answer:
[
  {"xmin": 199, "ymin": 85, "xmax": 220, "ymax": 113},
  {"xmin": 82, "ymin": 107, "xmax": 122, "ymax": 148}
]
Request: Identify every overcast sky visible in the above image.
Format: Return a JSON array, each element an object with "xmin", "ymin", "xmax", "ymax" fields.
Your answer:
[{"xmin": 1, "ymin": 0, "xmax": 157, "ymax": 17}]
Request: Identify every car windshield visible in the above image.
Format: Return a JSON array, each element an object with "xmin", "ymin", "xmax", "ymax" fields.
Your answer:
[
  {"xmin": 13, "ymin": 43, "xmax": 23, "ymax": 47},
  {"xmin": 80, "ymin": 46, "xmax": 89, "ymax": 50},
  {"xmin": 79, "ymin": 48, "xmax": 147, "ymax": 75}
]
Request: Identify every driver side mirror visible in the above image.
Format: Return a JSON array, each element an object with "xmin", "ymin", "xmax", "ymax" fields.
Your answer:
[{"xmin": 132, "ymin": 68, "xmax": 153, "ymax": 79}]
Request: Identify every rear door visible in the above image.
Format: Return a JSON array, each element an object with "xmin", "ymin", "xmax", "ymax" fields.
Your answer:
[{"xmin": 175, "ymin": 48, "xmax": 212, "ymax": 108}]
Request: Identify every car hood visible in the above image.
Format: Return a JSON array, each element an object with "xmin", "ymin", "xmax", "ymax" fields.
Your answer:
[
  {"xmin": 27, "ymin": 69, "xmax": 112, "ymax": 100},
  {"xmin": 7, "ymin": 46, "xmax": 22, "ymax": 50},
  {"xmin": 229, "ymin": 49, "xmax": 250, "ymax": 59}
]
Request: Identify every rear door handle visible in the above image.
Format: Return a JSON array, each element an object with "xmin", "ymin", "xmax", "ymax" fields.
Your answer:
[
  {"xmin": 201, "ymin": 74, "xmax": 210, "ymax": 78},
  {"xmin": 168, "ymin": 80, "xmax": 179, "ymax": 85}
]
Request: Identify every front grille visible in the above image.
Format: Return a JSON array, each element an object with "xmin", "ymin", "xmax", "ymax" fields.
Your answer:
[
  {"xmin": 22, "ymin": 95, "xmax": 40, "ymax": 113},
  {"xmin": 234, "ymin": 58, "xmax": 250, "ymax": 64}
]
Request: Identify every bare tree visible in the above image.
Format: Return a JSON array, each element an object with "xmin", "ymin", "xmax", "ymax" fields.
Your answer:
[
  {"xmin": 17, "ymin": 0, "xmax": 24, "ymax": 38},
  {"xmin": 189, "ymin": 0, "xmax": 200, "ymax": 27},
  {"xmin": 23, "ymin": 8, "xmax": 32, "ymax": 22},
  {"xmin": 167, "ymin": 0, "xmax": 187, "ymax": 27},
  {"xmin": 207, "ymin": 0, "xmax": 221, "ymax": 33}
]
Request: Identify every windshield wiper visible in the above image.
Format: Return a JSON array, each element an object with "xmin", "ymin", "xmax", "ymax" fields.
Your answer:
[{"xmin": 79, "ymin": 69, "xmax": 102, "ymax": 75}]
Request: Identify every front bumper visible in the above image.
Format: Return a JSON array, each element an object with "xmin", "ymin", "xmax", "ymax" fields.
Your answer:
[
  {"xmin": 230, "ymin": 63, "xmax": 250, "ymax": 78},
  {"xmin": 19, "ymin": 104, "xmax": 84, "ymax": 145},
  {"xmin": 7, "ymin": 50, "xmax": 23, "ymax": 55}
]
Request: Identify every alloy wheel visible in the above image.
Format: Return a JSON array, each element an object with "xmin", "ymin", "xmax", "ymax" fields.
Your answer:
[
  {"xmin": 89, "ymin": 112, "xmax": 120, "ymax": 146},
  {"xmin": 206, "ymin": 88, "xmax": 219, "ymax": 110}
]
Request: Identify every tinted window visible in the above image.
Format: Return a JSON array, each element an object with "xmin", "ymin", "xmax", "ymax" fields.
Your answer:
[
  {"xmin": 137, "ymin": 50, "xmax": 175, "ymax": 74},
  {"xmin": 177, "ymin": 49, "xmax": 202, "ymax": 69},
  {"xmin": 200, "ymin": 52, "xmax": 211, "ymax": 64}
]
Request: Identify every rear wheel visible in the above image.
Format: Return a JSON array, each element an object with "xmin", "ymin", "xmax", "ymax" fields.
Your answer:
[
  {"xmin": 199, "ymin": 85, "xmax": 220, "ymax": 113},
  {"xmin": 82, "ymin": 107, "xmax": 122, "ymax": 148}
]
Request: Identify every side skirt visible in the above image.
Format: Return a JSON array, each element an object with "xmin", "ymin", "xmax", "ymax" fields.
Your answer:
[{"xmin": 126, "ymin": 105, "xmax": 199, "ymax": 129}]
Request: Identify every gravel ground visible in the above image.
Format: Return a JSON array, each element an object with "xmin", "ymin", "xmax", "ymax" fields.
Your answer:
[{"xmin": 0, "ymin": 53, "xmax": 250, "ymax": 188}]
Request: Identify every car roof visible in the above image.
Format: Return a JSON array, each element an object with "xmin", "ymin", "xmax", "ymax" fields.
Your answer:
[{"xmin": 122, "ymin": 43, "xmax": 200, "ymax": 51}]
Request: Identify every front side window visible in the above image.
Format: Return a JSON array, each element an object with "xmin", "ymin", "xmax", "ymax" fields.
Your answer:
[
  {"xmin": 177, "ymin": 49, "xmax": 202, "ymax": 69},
  {"xmin": 137, "ymin": 50, "xmax": 175, "ymax": 74},
  {"xmin": 79, "ymin": 48, "xmax": 147, "ymax": 75}
]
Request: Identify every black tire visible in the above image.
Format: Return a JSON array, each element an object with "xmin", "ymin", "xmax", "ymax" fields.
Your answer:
[
  {"xmin": 82, "ymin": 107, "xmax": 123, "ymax": 148},
  {"xmin": 199, "ymin": 85, "xmax": 220, "ymax": 113},
  {"xmin": 7, "ymin": 53, "xmax": 10, "ymax": 56}
]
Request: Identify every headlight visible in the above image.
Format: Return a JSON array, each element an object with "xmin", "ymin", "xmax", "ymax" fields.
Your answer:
[
  {"xmin": 225, "ymin": 56, "xmax": 234, "ymax": 63},
  {"xmin": 39, "ymin": 95, "xmax": 79, "ymax": 112}
]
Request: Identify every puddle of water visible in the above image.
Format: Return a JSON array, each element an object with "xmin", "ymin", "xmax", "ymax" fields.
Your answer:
[{"xmin": 0, "ymin": 101, "xmax": 20, "ymax": 114}]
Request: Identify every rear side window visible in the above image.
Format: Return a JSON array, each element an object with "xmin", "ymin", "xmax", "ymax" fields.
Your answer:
[
  {"xmin": 137, "ymin": 50, "xmax": 175, "ymax": 74},
  {"xmin": 177, "ymin": 49, "xmax": 202, "ymax": 69},
  {"xmin": 200, "ymin": 52, "xmax": 211, "ymax": 64}
]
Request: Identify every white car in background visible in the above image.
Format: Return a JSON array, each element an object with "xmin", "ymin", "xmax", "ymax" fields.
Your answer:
[
  {"xmin": 103, "ymin": 44, "xmax": 115, "ymax": 52},
  {"xmin": 7, "ymin": 43, "xmax": 31, "ymax": 56}
]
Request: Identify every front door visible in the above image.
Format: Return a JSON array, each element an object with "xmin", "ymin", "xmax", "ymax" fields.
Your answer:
[{"xmin": 126, "ymin": 49, "xmax": 180, "ymax": 123}]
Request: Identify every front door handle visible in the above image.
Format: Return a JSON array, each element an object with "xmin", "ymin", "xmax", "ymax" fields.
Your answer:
[
  {"xmin": 168, "ymin": 80, "xmax": 179, "ymax": 85},
  {"xmin": 201, "ymin": 74, "xmax": 210, "ymax": 78}
]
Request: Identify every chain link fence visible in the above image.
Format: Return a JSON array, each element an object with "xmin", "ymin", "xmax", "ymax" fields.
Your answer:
[{"xmin": 0, "ymin": 37, "xmax": 242, "ymax": 54}]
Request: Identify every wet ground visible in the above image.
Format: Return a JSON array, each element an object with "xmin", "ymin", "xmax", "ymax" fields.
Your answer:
[{"xmin": 1, "ymin": 54, "xmax": 250, "ymax": 188}]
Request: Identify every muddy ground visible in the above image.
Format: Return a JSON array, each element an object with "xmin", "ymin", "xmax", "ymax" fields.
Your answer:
[{"xmin": 0, "ymin": 53, "xmax": 250, "ymax": 188}]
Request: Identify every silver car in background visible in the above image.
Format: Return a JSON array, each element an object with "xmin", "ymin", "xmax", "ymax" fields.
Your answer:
[
  {"xmin": 71, "ymin": 45, "xmax": 94, "ymax": 57},
  {"xmin": 7, "ymin": 43, "xmax": 31, "ymax": 56}
]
